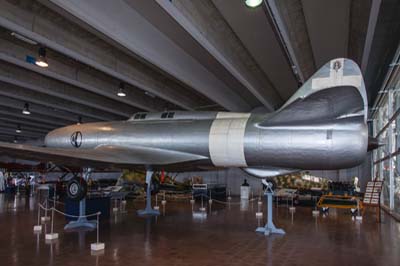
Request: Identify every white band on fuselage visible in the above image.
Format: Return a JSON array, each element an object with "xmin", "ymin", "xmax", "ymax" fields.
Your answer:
[{"xmin": 209, "ymin": 112, "xmax": 250, "ymax": 167}]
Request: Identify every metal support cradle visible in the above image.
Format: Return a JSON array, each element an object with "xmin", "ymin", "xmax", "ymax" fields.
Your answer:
[
  {"xmin": 256, "ymin": 180, "xmax": 285, "ymax": 236},
  {"xmin": 137, "ymin": 170, "xmax": 160, "ymax": 216},
  {"xmin": 65, "ymin": 168, "xmax": 97, "ymax": 230}
]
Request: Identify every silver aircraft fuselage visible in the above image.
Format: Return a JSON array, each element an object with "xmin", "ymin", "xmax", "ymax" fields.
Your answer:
[
  {"xmin": 0, "ymin": 59, "xmax": 369, "ymax": 177},
  {"xmin": 44, "ymin": 111, "xmax": 368, "ymax": 171}
]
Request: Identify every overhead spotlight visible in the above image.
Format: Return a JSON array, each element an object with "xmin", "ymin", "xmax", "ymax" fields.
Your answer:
[
  {"xmin": 16, "ymin": 125, "xmax": 22, "ymax": 134},
  {"xmin": 77, "ymin": 116, "xmax": 82, "ymax": 125},
  {"xmin": 117, "ymin": 82, "xmax": 126, "ymax": 97},
  {"xmin": 245, "ymin": 0, "xmax": 263, "ymax": 8},
  {"xmin": 13, "ymin": 136, "xmax": 18, "ymax": 143},
  {"xmin": 35, "ymin": 46, "xmax": 49, "ymax": 68},
  {"xmin": 22, "ymin": 103, "xmax": 31, "ymax": 115}
]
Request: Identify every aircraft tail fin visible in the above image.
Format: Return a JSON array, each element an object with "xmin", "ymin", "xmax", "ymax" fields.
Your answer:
[{"xmin": 259, "ymin": 58, "xmax": 367, "ymax": 127}]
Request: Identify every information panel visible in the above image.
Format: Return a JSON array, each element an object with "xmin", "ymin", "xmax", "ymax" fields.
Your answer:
[{"xmin": 363, "ymin": 181, "xmax": 383, "ymax": 206}]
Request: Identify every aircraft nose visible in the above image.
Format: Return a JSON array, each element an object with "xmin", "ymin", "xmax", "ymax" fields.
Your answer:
[{"xmin": 45, "ymin": 124, "xmax": 85, "ymax": 148}]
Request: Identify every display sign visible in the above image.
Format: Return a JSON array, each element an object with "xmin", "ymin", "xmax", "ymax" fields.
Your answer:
[{"xmin": 363, "ymin": 181, "xmax": 383, "ymax": 206}]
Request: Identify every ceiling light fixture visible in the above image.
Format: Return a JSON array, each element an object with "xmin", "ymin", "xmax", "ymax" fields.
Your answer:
[
  {"xmin": 35, "ymin": 46, "xmax": 49, "ymax": 68},
  {"xmin": 22, "ymin": 103, "xmax": 31, "ymax": 115},
  {"xmin": 13, "ymin": 136, "xmax": 18, "ymax": 143},
  {"xmin": 245, "ymin": 0, "xmax": 263, "ymax": 8},
  {"xmin": 77, "ymin": 116, "xmax": 82, "ymax": 125},
  {"xmin": 117, "ymin": 82, "xmax": 126, "ymax": 97},
  {"xmin": 16, "ymin": 125, "xmax": 22, "ymax": 134}
]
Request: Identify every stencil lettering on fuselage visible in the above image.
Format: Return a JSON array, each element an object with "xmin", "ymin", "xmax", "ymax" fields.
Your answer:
[{"xmin": 209, "ymin": 112, "xmax": 250, "ymax": 167}]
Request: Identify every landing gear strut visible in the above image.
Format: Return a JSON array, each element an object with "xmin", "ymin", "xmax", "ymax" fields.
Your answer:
[{"xmin": 137, "ymin": 170, "xmax": 160, "ymax": 216}]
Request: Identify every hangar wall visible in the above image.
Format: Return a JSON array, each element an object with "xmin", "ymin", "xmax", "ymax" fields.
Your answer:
[{"xmin": 371, "ymin": 44, "xmax": 400, "ymax": 218}]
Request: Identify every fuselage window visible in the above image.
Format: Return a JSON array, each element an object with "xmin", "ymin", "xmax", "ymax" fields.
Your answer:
[{"xmin": 134, "ymin": 113, "xmax": 147, "ymax": 120}]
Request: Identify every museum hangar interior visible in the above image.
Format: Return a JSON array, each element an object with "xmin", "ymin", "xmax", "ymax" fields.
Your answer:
[{"xmin": 0, "ymin": 0, "xmax": 399, "ymax": 265}]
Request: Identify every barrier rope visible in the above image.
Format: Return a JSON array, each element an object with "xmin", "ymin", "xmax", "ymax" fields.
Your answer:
[
  {"xmin": 47, "ymin": 198, "xmax": 65, "ymax": 206},
  {"xmin": 193, "ymin": 194, "xmax": 261, "ymax": 205},
  {"xmin": 38, "ymin": 203, "xmax": 100, "ymax": 219}
]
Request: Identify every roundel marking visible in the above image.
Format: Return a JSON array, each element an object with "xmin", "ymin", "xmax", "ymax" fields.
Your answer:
[{"xmin": 70, "ymin": 131, "xmax": 82, "ymax": 148}]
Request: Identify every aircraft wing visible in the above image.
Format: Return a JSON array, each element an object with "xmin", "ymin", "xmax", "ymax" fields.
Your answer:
[{"xmin": 0, "ymin": 142, "xmax": 208, "ymax": 168}]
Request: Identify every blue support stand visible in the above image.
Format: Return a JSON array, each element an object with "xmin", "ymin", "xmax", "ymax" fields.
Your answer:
[
  {"xmin": 65, "ymin": 168, "xmax": 96, "ymax": 230},
  {"xmin": 137, "ymin": 170, "xmax": 160, "ymax": 216},
  {"xmin": 256, "ymin": 181, "xmax": 285, "ymax": 236},
  {"xmin": 64, "ymin": 198, "xmax": 97, "ymax": 230}
]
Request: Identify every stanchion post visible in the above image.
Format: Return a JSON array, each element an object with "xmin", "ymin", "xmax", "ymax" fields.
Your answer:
[
  {"xmin": 91, "ymin": 212, "xmax": 105, "ymax": 251},
  {"xmin": 289, "ymin": 192, "xmax": 296, "ymax": 212},
  {"xmin": 161, "ymin": 191, "xmax": 167, "ymax": 206},
  {"xmin": 33, "ymin": 203, "xmax": 42, "ymax": 232},
  {"xmin": 97, "ymin": 213, "xmax": 99, "ymax": 244},
  {"xmin": 45, "ymin": 207, "xmax": 58, "ymax": 240},
  {"xmin": 200, "ymin": 194, "xmax": 206, "ymax": 212},
  {"xmin": 41, "ymin": 196, "xmax": 50, "ymax": 222},
  {"xmin": 190, "ymin": 192, "xmax": 195, "ymax": 205},
  {"xmin": 45, "ymin": 198, "xmax": 48, "ymax": 218},
  {"xmin": 53, "ymin": 184, "xmax": 56, "ymax": 207},
  {"xmin": 51, "ymin": 207, "xmax": 54, "ymax": 234},
  {"xmin": 113, "ymin": 199, "xmax": 118, "ymax": 212},
  {"xmin": 154, "ymin": 194, "xmax": 160, "ymax": 210},
  {"xmin": 37, "ymin": 205, "xmax": 41, "ymax": 225}
]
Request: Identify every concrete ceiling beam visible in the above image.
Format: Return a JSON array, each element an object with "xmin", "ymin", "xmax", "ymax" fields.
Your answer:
[
  {"xmin": 0, "ymin": 2, "xmax": 204, "ymax": 110},
  {"xmin": 153, "ymin": 0, "xmax": 279, "ymax": 110},
  {"xmin": 0, "ymin": 105, "xmax": 70, "ymax": 127},
  {"xmin": 0, "ymin": 127, "xmax": 44, "ymax": 139},
  {"xmin": 265, "ymin": 0, "xmax": 316, "ymax": 80},
  {"xmin": 41, "ymin": 0, "xmax": 250, "ymax": 111},
  {"xmin": 0, "ymin": 95, "xmax": 95, "ymax": 123},
  {"xmin": 0, "ymin": 116, "xmax": 56, "ymax": 131},
  {"xmin": 0, "ymin": 61, "xmax": 135, "ymax": 118},
  {"xmin": 360, "ymin": 0, "xmax": 382, "ymax": 74},
  {"xmin": 0, "ymin": 82, "xmax": 120, "ymax": 121},
  {"xmin": 0, "ymin": 38, "xmax": 166, "ymax": 112},
  {"xmin": 0, "ymin": 120, "xmax": 50, "ymax": 134},
  {"xmin": 211, "ymin": 0, "xmax": 299, "ymax": 101},
  {"xmin": 0, "ymin": 134, "xmax": 36, "ymax": 142},
  {"xmin": 301, "ymin": 0, "xmax": 351, "ymax": 67}
]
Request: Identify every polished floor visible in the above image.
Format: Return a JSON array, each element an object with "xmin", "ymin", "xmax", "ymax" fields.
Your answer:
[{"xmin": 0, "ymin": 194, "xmax": 399, "ymax": 266}]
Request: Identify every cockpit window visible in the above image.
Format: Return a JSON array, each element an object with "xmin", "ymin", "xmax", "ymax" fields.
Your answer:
[
  {"xmin": 133, "ymin": 113, "xmax": 147, "ymax": 120},
  {"xmin": 161, "ymin": 112, "xmax": 175, "ymax": 119}
]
